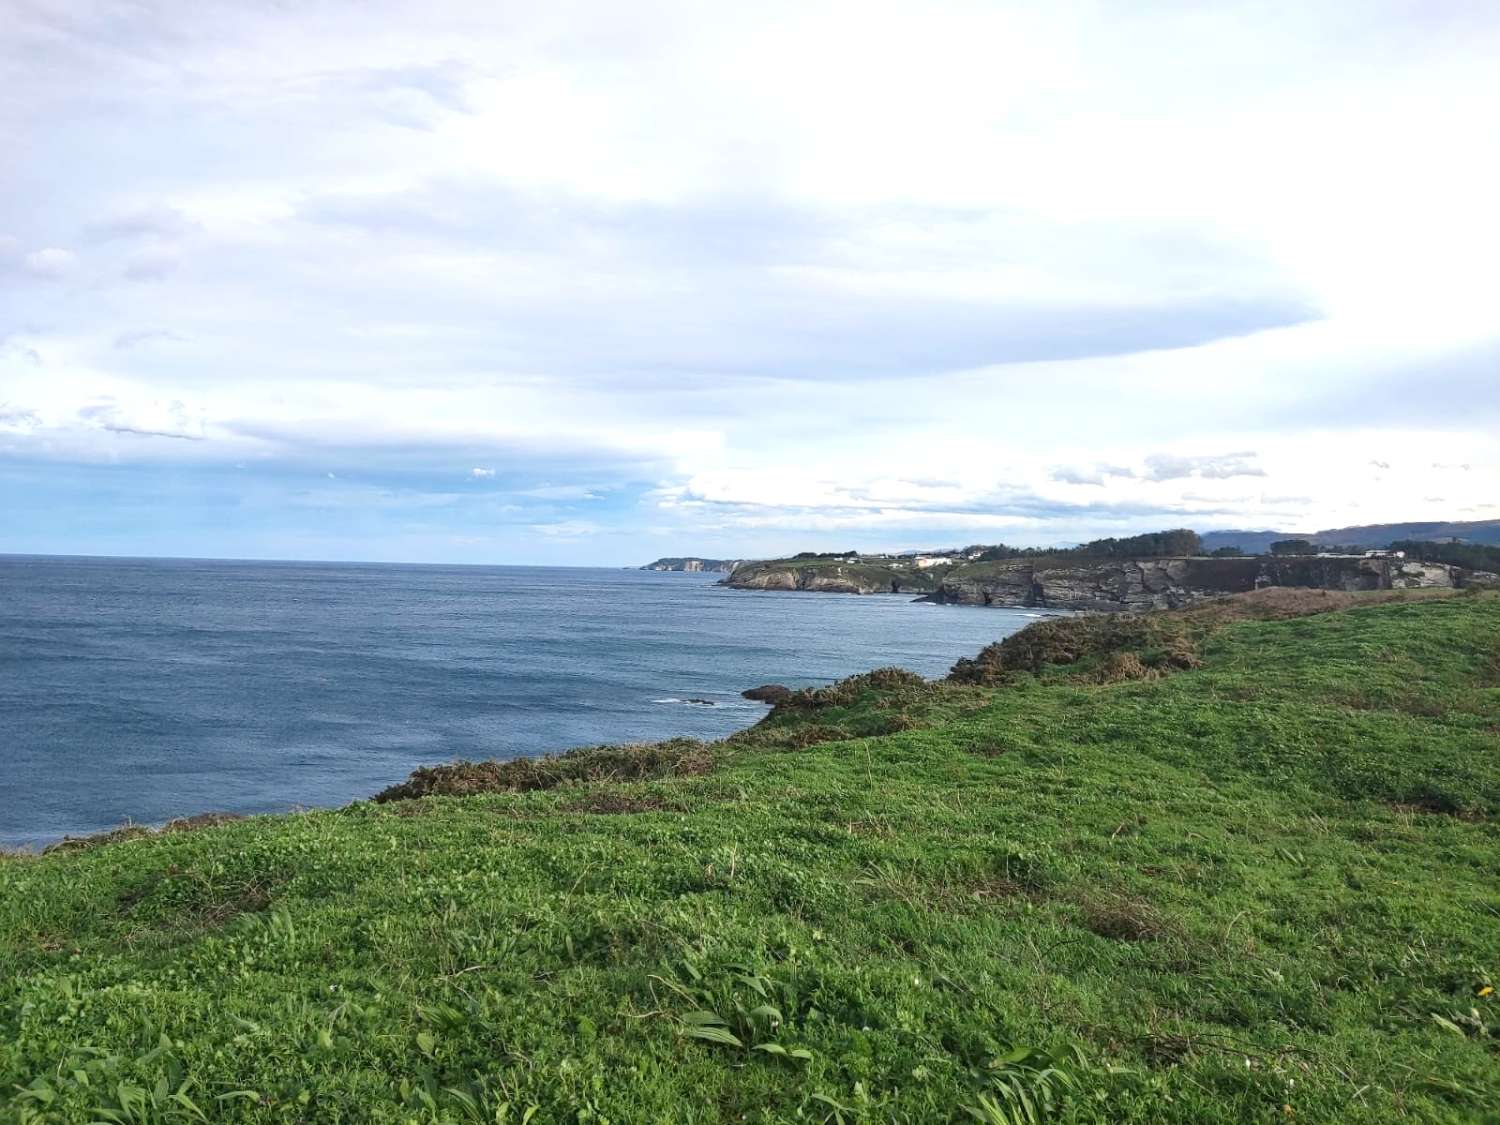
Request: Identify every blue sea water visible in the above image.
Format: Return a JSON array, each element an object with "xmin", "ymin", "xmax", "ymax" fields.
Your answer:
[{"xmin": 0, "ymin": 555, "xmax": 1043, "ymax": 848}]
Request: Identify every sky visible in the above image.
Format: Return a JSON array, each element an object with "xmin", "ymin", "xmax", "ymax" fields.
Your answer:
[{"xmin": 2, "ymin": 0, "xmax": 1498, "ymax": 566}]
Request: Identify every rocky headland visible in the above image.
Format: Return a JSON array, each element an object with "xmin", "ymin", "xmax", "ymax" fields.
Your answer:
[
  {"xmin": 722, "ymin": 553, "xmax": 1498, "ymax": 611},
  {"xmin": 640, "ymin": 557, "xmax": 741, "ymax": 573},
  {"xmin": 717, "ymin": 558, "xmax": 945, "ymax": 595}
]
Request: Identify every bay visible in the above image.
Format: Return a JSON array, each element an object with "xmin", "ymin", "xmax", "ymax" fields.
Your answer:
[{"xmin": 0, "ymin": 555, "xmax": 1043, "ymax": 847}]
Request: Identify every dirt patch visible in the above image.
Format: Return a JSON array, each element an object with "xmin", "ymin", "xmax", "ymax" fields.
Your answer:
[
  {"xmin": 965, "ymin": 876, "xmax": 1028, "ymax": 902},
  {"xmin": 1137, "ymin": 1032, "xmax": 1194, "ymax": 1068},
  {"xmin": 1079, "ymin": 893, "xmax": 1171, "ymax": 942},
  {"xmin": 959, "ymin": 734, "xmax": 1010, "ymax": 757},
  {"xmin": 373, "ymin": 739, "xmax": 714, "ymax": 802},
  {"xmin": 116, "ymin": 868, "xmax": 275, "ymax": 928},
  {"xmin": 1390, "ymin": 796, "xmax": 1487, "ymax": 823},
  {"xmin": 190, "ymin": 883, "xmax": 274, "ymax": 926},
  {"xmin": 559, "ymin": 791, "xmax": 685, "ymax": 815}
]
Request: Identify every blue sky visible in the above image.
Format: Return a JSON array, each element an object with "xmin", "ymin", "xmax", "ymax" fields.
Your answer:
[{"xmin": 3, "ymin": 0, "xmax": 1499, "ymax": 565}]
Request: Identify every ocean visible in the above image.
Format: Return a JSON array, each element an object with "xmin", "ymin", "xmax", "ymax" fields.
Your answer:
[{"xmin": 0, "ymin": 555, "xmax": 1043, "ymax": 848}]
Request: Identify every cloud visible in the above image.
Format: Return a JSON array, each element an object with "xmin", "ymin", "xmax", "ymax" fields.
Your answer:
[
  {"xmin": 87, "ymin": 205, "xmax": 195, "ymax": 242},
  {"xmin": 528, "ymin": 519, "xmax": 604, "ymax": 539},
  {"xmin": 1142, "ymin": 452, "xmax": 1267, "ymax": 482},
  {"xmin": 1050, "ymin": 463, "xmax": 1136, "ymax": 487},
  {"xmin": 114, "ymin": 329, "xmax": 188, "ymax": 350},
  {"xmin": 75, "ymin": 398, "xmax": 205, "ymax": 441},
  {"xmin": 124, "ymin": 244, "xmax": 183, "ymax": 281},
  {"xmin": 0, "ymin": 406, "xmax": 41, "ymax": 431},
  {"xmin": 2, "ymin": 0, "xmax": 1498, "ymax": 562},
  {"xmin": 22, "ymin": 248, "xmax": 76, "ymax": 279},
  {"xmin": 515, "ymin": 484, "xmax": 602, "ymax": 501}
]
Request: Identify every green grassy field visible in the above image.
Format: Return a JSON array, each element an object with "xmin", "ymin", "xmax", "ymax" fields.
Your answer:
[{"xmin": 2, "ymin": 593, "xmax": 1497, "ymax": 1123}]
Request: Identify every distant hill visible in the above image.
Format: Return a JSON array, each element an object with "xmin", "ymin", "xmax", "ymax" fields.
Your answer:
[
  {"xmin": 1201, "ymin": 520, "xmax": 1500, "ymax": 554},
  {"xmin": 640, "ymin": 557, "xmax": 741, "ymax": 573}
]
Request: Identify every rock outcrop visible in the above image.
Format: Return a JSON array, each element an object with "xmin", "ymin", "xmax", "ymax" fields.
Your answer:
[
  {"xmin": 928, "ymin": 555, "xmax": 1473, "ymax": 611},
  {"xmin": 722, "ymin": 552, "xmax": 1482, "ymax": 611},
  {"xmin": 641, "ymin": 557, "xmax": 741, "ymax": 573},
  {"xmin": 742, "ymin": 684, "xmax": 793, "ymax": 704},
  {"xmin": 720, "ymin": 561, "xmax": 941, "ymax": 595}
]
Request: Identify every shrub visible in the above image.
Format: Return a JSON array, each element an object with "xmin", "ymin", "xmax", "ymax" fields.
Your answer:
[
  {"xmin": 1095, "ymin": 652, "xmax": 1155, "ymax": 683},
  {"xmin": 777, "ymin": 667, "xmax": 929, "ymax": 710},
  {"xmin": 949, "ymin": 615, "xmax": 1173, "ymax": 683},
  {"xmin": 372, "ymin": 739, "xmax": 713, "ymax": 802}
]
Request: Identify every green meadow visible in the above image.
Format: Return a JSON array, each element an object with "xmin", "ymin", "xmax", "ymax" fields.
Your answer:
[{"xmin": 2, "ymin": 592, "xmax": 1497, "ymax": 1123}]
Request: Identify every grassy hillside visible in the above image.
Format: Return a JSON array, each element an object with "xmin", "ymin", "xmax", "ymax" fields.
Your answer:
[
  {"xmin": 1201, "ymin": 520, "xmax": 1500, "ymax": 554},
  {"xmin": 2, "ymin": 593, "xmax": 1498, "ymax": 1123}
]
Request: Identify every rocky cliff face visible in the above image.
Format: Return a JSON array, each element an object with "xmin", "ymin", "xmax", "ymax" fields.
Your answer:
[
  {"xmin": 642, "ymin": 557, "xmax": 740, "ymax": 573},
  {"xmin": 930, "ymin": 556, "xmax": 1473, "ymax": 611},
  {"xmin": 722, "ymin": 553, "xmax": 1484, "ymax": 610},
  {"xmin": 721, "ymin": 561, "xmax": 940, "ymax": 595}
]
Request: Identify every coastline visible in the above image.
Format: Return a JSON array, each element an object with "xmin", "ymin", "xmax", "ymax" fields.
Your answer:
[
  {"xmin": 0, "ymin": 557, "xmax": 1036, "ymax": 851},
  {"xmin": 5, "ymin": 591, "xmax": 1494, "ymax": 1122}
]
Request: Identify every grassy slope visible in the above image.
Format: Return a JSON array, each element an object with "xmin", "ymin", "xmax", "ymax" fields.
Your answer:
[{"xmin": 2, "ymin": 596, "xmax": 1498, "ymax": 1123}]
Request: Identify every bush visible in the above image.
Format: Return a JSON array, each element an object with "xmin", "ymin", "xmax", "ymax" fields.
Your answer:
[
  {"xmin": 372, "ymin": 739, "xmax": 713, "ymax": 801},
  {"xmin": 777, "ymin": 667, "xmax": 929, "ymax": 710},
  {"xmin": 950, "ymin": 615, "xmax": 1177, "ymax": 682}
]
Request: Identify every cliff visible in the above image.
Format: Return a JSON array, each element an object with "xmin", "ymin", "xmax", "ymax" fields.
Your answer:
[
  {"xmin": 930, "ymin": 554, "xmax": 1480, "ymax": 610},
  {"xmin": 724, "ymin": 553, "xmax": 1489, "ymax": 610},
  {"xmin": 641, "ymin": 557, "xmax": 741, "ymax": 573},
  {"xmin": 720, "ymin": 558, "xmax": 945, "ymax": 594}
]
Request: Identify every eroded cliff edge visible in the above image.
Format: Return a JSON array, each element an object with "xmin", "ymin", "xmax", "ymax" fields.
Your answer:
[
  {"xmin": 719, "ymin": 559, "xmax": 944, "ymax": 595},
  {"xmin": 723, "ymin": 554, "xmax": 1497, "ymax": 611}
]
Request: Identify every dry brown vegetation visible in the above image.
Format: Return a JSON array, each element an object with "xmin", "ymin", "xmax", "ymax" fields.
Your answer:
[
  {"xmin": 1077, "ymin": 893, "xmax": 1173, "ymax": 943},
  {"xmin": 36, "ymin": 812, "xmax": 249, "ymax": 855},
  {"xmin": 371, "ymin": 738, "xmax": 714, "ymax": 802},
  {"xmin": 773, "ymin": 666, "xmax": 932, "ymax": 711}
]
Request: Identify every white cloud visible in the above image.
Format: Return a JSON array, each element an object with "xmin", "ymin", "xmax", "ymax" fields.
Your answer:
[
  {"xmin": 1141, "ymin": 452, "xmax": 1266, "ymax": 483},
  {"xmin": 528, "ymin": 519, "xmax": 604, "ymax": 539},
  {"xmin": 2, "ymin": 0, "xmax": 1498, "ymax": 559},
  {"xmin": 124, "ymin": 244, "xmax": 182, "ymax": 281},
  {"xmin": 23, "ymin": 247, "xmax": 77, "ymax": 279}
]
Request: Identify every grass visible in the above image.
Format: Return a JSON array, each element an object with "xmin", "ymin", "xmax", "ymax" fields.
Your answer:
[{"xmin": 1, "ymin": 592, "xmax": 1497, "ymax": 1122}]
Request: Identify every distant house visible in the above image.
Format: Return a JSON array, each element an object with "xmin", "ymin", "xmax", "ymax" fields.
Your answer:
[{"xmin": 913, "ymin": 555, "xmax": 949, "ymax": 569}]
